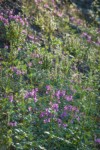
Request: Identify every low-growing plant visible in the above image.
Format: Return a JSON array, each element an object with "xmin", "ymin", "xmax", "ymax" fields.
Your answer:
[{"xmin": 0, "ymin": 1, "xmax": 99, "ymax": 150}]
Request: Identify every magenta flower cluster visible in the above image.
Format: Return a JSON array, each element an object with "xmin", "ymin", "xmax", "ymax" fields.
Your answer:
[
  {"xmin": 95, "ymin": 138, "xmax": 100, "ymax": 144},
  {"xmin": 81, "ymin": 32, "xmax": 92, "ymax": 43},
  {"xmin": 8, "ymin": 121, "xmax": 17, "ymax": 127},
  {"xmin": 46, "ymin": 85, "xmax": 51, "ymax": 94},
  {"xmin": 24, "ymin": 88, "xmax": 38, "ymax": 102},
  {"xmin": 70, "ymin": 16, "xmax": 83, "ymax": 26},
  {"xmin": 0, "ymin": 13, "xmax": 9, "ymax": 25},
  {"xmin": 55, "ymin": 90, "xmax": 73, "ymax": 102},
  {"xmin": 64, "ymin": 105, "xmax": 79, "ymax": 112},
  {"xmin": 39, "ymin": 85, "xmax": 80, "ymax": 128},
  {"xmin": 9, "ymin": 95, "xmax": 13, "ymax": 102},
  {"xmin": 0, "ymin": 10, "xmax": 28, "ymax": 26},
  {"xmin": 46, "ymin": 87, "xmax": 73, "ymax": 102},
  {"xmin": 69, "ymin": 16, "xmax": 100, "ymax": 46},
  {"xmin": 10, "ymin": 66, "xmax": 26, "ymax": 75},
  {"xmin": 40, "ymin": 103, "xmax": 80, "ymax": 128},
  {"xmin": 81, "ymin": 32, "xmax": 100, "ymax": 46}
]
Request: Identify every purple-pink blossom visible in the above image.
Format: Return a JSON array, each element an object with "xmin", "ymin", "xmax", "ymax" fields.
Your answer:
[
  {"xmin": 43, "ymin": 118, "xmax": 50, "ymax": 123},
  {"xmin": 16, "ymin": 70, "xmax": 22, "ymax": 75},
  {"xmin": 24, "ymin": 88, "xmax": 38, "ymax": 102},
  {"xmin": 28, "ymin": 62, "xmax": 32, "ymax": 67},
  {"xmin": 4, "ymin": 45, "xmax": 8, "ymax": 49},
  {"xmin": 70, "ymin": 17, "xmax": 75, "ymax": 22},
  {"xmin": 8, "ymin": 121, "xmax": 17, "ymax": 127},
  {"xmin": 39, "ymin": 61, "xmax": 43, "ymax": 64},
  {"xmin": 46, "ymin": 85, "xmax": 51, "ymax": 91},
  {"xmin": 60, "ymin": 90, "xmax": 66, "ymax": 97},
  {"xmin": 81, "ymin": 32, "xmax": 88, "ymax": 37},
  {"xmin": 60, "ymin": 112, "xmax": 67, "ymax": 118},
  {"xmin": 64, "ymin": 105, "xmax": 79, "ymax": 112},
  {"xmin": 95, "ymin": 138, "xmax": 100, "ymax": 144},
  {"xmin": 24, "ymin": 91, "xmax": 30, "ymax": 99},
  {"xmin": 28, "ymin": 107, "xmax": 32, "ymax": 111},
  {"xmin": 22, "ymin": 30, "xmax": 27, "ymax": 35},
  {"xmin": 9, "ymin": 95, "xmax": 13, "ymax": 102},
  {"xmin": 44, "ymin": 4, "xmax": 49, "ymax": 8},
  {"xmin": 57, "ymin": 118, "xmax": 62, "ymax": 124},
  {"xmin": 55, "ymin": 90, "xmax": 61, "ymax": 100},
  {"xmin": 62, "ymin": 123, "xmax": 68, "ymax": 128},
  {"xmin": 18, "ymin": 47, "xmax": 21, "ymax": 51},
  {"xmin": 65, "ymin": 95, "xmax": 73, "ymax": 101},
  {"xmin": 57, "ymin": 12, "xmax": 63, "ymax": 17},
  {"xmin": 51, "ymin": 103, "xmax": 59, "ymax": 111},
  {"xmin": 10, "ymin": 66, "xmax": 25, "ymax": 75},
  {"xmin": 28, "ymin": 35, "xmax": 34, "ymax": 40},
  {"xmin": 46, "ymin": 85, "xmax": 51, "ymax": 94},
  {"xmin": 40, "ymin": 112, "xmax": 45, "ymax": 118}
]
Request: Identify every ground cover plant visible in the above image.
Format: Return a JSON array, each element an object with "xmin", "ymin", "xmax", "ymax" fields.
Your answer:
[{"xmin": 0, "ymin": 0, "xmax": 100, "ymax": 149}]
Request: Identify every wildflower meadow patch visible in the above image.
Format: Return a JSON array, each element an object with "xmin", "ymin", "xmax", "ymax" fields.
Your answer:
[{"xmin": 0, "ymin": 0, "xmax": 100, "ymax": 150}]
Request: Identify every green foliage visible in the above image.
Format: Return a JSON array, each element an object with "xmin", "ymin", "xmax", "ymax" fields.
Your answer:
[{"xmin": 0, "ymin": 0, "xmax": 99, "ymax": 150}]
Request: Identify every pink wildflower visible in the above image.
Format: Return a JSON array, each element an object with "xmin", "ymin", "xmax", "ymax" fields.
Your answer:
[
  {"xmin": 44, "ymin": 4, "xmax": 49, "ymax": 8},
  {"xmin": 9, "ymin": 95, "xmax": 13, "ymax": 102}
]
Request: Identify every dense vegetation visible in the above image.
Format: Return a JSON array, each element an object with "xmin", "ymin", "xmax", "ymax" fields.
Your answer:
[{"xmin": 0, "ymin": 0, "xmax": 100, "ymax": 149}]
